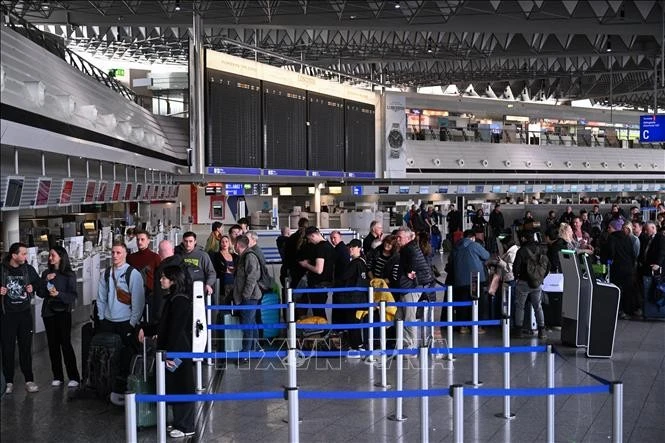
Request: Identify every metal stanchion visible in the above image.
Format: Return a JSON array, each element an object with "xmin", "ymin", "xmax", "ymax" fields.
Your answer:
[
  {"xmin": 125, "ymin": 392, "xmax": 137, "ymax": 443},
  {"xmin": 420, "ymin": 346, "xmax": 429, "ymax": 443},
  {"xmin": 465, "ymin": 298, "xmax": 482, "ymax": 386},
  {"xmin": 366, "ymin": 286, "xmax": 375, "ymax": 363},
  {"xmin": 195, "ymin": 359, "xmax": 203, "ymax": 392},
  {"xmin": 287, "ymin": 287, "xmax": 293, "ymax": 303},
  {"xmin": 375, "ymin": 301, "xmax": 391, "ymax": 388},
  {"xmin": 546, "ymin": 345, "xmax": 555, "ymax": 443},
  {"xmin": 388, "ymin": 320, "xmax": 407, "ymax": 422},
  {"xmin": 496, "ymin": 285, "xmax": 515, "ymax": 419},
  {"xmin": 445, "ymin": 285, "xmax": 454, "ymax": 361},
  {"xmin": 612, "ymin": 381, "xmax": 623, "ymax": 443},
  {"xmin": 156, "ymin": 350, "xmax": 167, "ymax": 443},
  {"xmin": 451, "ymin": 384, "xmax": 464, "ymax": 443},
  {"xmin": 285, "ymin": 301, "xmax": 300, "ymax": 442},
  {"xmin": 206, "ymin": 292, "xmax": 213, "ymax": 366}
]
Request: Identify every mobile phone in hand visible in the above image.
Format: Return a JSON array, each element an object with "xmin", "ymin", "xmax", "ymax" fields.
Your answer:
[{"xmin": 167, "ymin": 358, "xmax": 182, "ymax": 372}]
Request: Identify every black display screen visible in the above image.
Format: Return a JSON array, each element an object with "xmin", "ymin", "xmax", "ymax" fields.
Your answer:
[
  {"xmin": 206, "ymin": 70, "xmax": 261, "ymax": 168},
  {"xmin": 264, "ymin": 81, "xmax": 307, "ymax": 170},
  {"xmin": 345, "ymin": 100, "xmax": 375, "ymax": 173},
  {"xmin": 308, "ymin": 92, "xmax": 344, "ymax": 171},
  {"xmin": 3, "ymin": 177, "xmax": 24, "ymax": 208}
]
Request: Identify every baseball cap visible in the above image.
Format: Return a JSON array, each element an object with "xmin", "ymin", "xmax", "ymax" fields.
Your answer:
[
  {"xmin": 305, "ymin": 226, "xmax": 320, "ymax": 236},
  {"xmin": 348, "ymin": 239, "xmax": 362, "ymax": 249}
]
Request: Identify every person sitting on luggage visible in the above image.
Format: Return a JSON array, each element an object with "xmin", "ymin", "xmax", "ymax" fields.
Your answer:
[
  {"xmin": 38, "ymin": 246, "xmax": 80, "ymax": 388},
  {"xmin": 97, "ymin": 241, "xmax": 145, "ymax": 406},
  {"xmin": 149, "ymin": 265, "xmax": 196, "ymax": 439}
]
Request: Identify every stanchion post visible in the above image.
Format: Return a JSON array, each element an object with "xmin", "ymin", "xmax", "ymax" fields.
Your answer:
[
  {"xmin": 388, "ymin": 320, "xmax": 407, "ymax": 422},
  {"xmin": 366, "ymin": 286, "xmax": 375, "ymax": 363},
  {"xmin": 420, "ymin": 346, "xmax": 429, "ymax": 443},
  {"xmin": 446, "ymin": 286, "xmax": 454, "ymax": 361},
  {"xmin": 286, "ymin": 301, "xmax": 300, "ymax": 442},
  {"xmin": 547, "ymin": 344, "xmax": 555, "ymax": 443},
  {"xmin": 495, "ymin": 312, "xmax": 515, "ymax": 419},
  {"xmin": 612, "ymin": 381, "xmax": 623, "ymax": 443},
  {"xmin": 156, "ymin": 350, "xmax": 167, "ymax": 443},
  {"xmin": 287, "ymin": 287, "xmax": 293, "ymax": 304},
  {"xmin": 195, "ymin": 359, "xmax": 203, "ymax": 392},
  {"xmin": 465, "ymin": 295, "xmax": 482, "ymax": 386},
  {"xmin": 125, "ymin": 392, "xmax": 137, "ymax": 443},
  {"xmin": 451, "ymin": 384, "xmax": 464, "ymax": 443},
  {"xmin": 375, "ymin": 301, "xmax": 391, "ymax": 388},
  {"xmin": 206, "ymin": 292, "xmax": 213, "ymax": 366}
]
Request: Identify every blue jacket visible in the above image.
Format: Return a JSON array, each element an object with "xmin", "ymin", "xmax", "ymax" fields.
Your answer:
[{"xmin": 453, "ymin": 238, "xmax": 490, "ymax": 286}]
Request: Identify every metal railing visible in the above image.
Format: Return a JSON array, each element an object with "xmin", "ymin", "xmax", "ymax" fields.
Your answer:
[{"xmin": 1, "ymin": 4, "xmax": 138, "ymax": 103}]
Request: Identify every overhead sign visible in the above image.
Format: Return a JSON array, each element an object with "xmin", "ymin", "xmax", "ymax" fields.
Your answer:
[{"xmin": 640, "ymin": 115, "xmax": 665, "ymax": 142}]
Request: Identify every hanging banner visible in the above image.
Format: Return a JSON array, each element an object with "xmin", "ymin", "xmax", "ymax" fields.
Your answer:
[{"xmin": 384, "ymin": 94, "xmax": 407, "ymax": 178}]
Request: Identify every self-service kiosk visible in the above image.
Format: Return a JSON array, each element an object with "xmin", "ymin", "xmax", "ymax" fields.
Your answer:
[
  {"xmin": 559, "ymin": 251, "xmax": 620, "ymax": 358},
  {"xmin": 583, "ymin": 254, "xmax": 620, "ymax": 358}
]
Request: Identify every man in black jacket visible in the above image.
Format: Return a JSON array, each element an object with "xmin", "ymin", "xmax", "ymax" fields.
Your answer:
[
  {"xmin": 640, "ymin": 221, "xmax": 665, "ymax": 316},
  {"xmin": 512, "ymin": 231, "xmax": 549, "ymax": 340},
  {"xmin": 601, "ymin": 219, "xmax": 637, "ymax": 319},
  {"xmin": 488, "ymin": 204, "xmax": 505, "ymax": 238},
  {"xmin": 362, "ymin": 221, "xmax": 383, "ymax": 257},
  {"xmin": 0, "ymin": 242, "xmax": 43, "ymax": 394},
  {"xmin": 396, "ymin": 227, "xmax": 434, "ymax": 349}
]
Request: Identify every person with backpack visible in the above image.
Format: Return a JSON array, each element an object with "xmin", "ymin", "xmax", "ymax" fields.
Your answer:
[
  {"xmin": 127, "ymin": 229, "xmax": 161, "ymax": 320},
  {"xmin": 233, "ymin": 235, "xmax": 262, "ymax": 357},
  {"xmin": 38, "ymin": 246, "xmax": 80, "ymax": 388},
  {"xmin": 512, "ymin": 230, "xmax": 550, "ymax": 340},
  {"xmin": 97, "ymin": 241, "xmax": 145, "ymax": 406},
  {"xmin": 0, "ymin": 242, "xmax": 43, "ymax": 394}
]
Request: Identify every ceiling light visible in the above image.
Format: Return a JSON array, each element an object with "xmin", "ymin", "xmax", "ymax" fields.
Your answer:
[
  {"xmin": 350, "ymin": 15, "xmax": 357, "ymax": 19},
  {"xmin": 606, "ymin": 39, "xmax": 612, "ymax": 52},
  {"xmin": 175, "ymin": 0, "xmax": 181, "ymax": 11},
  {"xmin": 394, "ymin": 1, "xmax": 401, "ymax": 9}
]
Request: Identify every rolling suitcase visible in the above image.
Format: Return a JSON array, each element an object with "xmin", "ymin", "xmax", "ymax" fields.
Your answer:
[
  {"xmin": 258, "ymin": 292, "xmax": 282, "ymax": 339},
  {"xmin": 80, "ymin": 322, "xmax": 95, "ymax": 381},
  {"xmin": 86, "ymin": 332, "xmax": 123, "ymax": 401},
  {"xmin": 223, "ymin": 314, "xmax": 243, "ymax": 352},
  {"xmin": 127, "ymin": 339, "xmax": 156, "ymax": 428}
]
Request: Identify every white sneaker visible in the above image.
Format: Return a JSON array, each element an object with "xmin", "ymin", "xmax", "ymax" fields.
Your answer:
[
  {"xmin": 25, "ymin": 381, "xmax": 39, "ymax": 393},
  {"xmin": 109, "ymin": 392, "xmax": 125, "ymax": 406},
  {"xmin": 51, "ymin": 380, "xmax": 63, "ymax": 387},
  {"xmin": 5, "ymin": 383, "xmax": 13, "ymax": 394},
  {"xmin": 169, "ymin": 429, "xmax": 195, "ymax": 438},
  {"xmin": 67, "ymin": 380, "xmax": 80, "ymax": 388}
]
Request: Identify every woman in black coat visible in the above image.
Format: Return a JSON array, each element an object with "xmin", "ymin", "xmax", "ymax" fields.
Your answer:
[
  {"xmin": 157, "ymin": 265, "xmax": 195, "ymax": 438},
  {"xmin": 38, "ymin": 246, "xmax": 80, "ymax": 387}
]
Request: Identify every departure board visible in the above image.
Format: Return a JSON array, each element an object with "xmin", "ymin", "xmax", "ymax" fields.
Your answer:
[
  {"xmin": 263, "ymin": 81, "xmax": 307, "ymax": 170},
  {"xmin": 345, "ymin": 100, "xmax": 375, "ymax": 173},
  {"xmin": 206, "ymin": 70, "xmax": 261, "ymax": 168},
  {"xmin": 308, "ymin": 92, "xmax": 344, "ymax": 172}
]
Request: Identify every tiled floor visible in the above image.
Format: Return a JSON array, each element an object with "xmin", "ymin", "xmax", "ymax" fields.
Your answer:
[{"xmin": 1, "ymin": 265, "xmax": 664, "ymax": 442}]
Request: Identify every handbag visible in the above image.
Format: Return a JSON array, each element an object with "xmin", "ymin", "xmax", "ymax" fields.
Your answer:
[{"xmin": 113, "ymin": 269, "xmax": 132, "ymax": 305}]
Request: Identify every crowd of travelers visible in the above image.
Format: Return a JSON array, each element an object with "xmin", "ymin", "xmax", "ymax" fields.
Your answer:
[{"xmin": 1, "ymin": 199, "xmax": 663, "ymax": 438}]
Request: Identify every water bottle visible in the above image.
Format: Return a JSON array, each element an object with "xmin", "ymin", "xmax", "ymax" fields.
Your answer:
[{"xmin": 47, "ymin": 281, "xmax": 54, "ymax": 292}]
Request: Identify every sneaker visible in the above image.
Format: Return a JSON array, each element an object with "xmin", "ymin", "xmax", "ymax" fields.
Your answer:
[
  {"xmin": 459, "ymin": 327, "xmax": 470, "ymax": 334},
  {"xmin": 67, "ymin": 380, "xmax": 80, "ymax": 388},
  {"xmin": 538, "ymin": 328, "xmax": 548, "ymax": 340},
  {"xmin": 51, "ymin": 380, "xmax": 63, "ymax": 387},
  {"xmin": 109, "ymin": 392, "xmax": 125, "ymax": 406},
  {"xmin": 25, "ymin": 381, "xmax": 39, "ymax": 393},
  {"xmin": 477, "ymin": 327, "xmax": 487, "ymax": 335},
  {"xmin": 5, "ymin": 383, "xmax": 13, "ymax": 394},
  {"xmin": 618, "ymin": 312, "xmax": 630, "ymax": 320},
  {"xmin": 169, "ymin": 429, "xmax": 195, "ymax": 438},
  {"xmin": 346, "ymin": 345, "xmax": 363, "ymax": 359}
]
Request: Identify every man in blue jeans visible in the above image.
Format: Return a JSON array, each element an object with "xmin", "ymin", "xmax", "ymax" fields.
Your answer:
[{"xmin": 232, "ymin": 235, "xmax": 262, "ymax": 360}]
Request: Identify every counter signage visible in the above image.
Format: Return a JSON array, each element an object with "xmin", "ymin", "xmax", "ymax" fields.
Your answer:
[
  {"xmin": 398, "ymin": 186, "xmax": 410, "ymax": 194},
  {"xmin": 207, "ymin": 167, "xmax": 262, "ymax": 175},
  {"xmin": 438, "ymin": 187, "xmax": 448, "ymax": 194},
  {"xmin": 346, "ymin": 172, "xmax": 375, "ymax": 178},
  {"xmin": 457, "ymin": 185, "xmax": 467, "ymax": 193},
  {"xmin": 59, "ymin": 179, "xmax": 73, "ymax": 205},
  {"xmin": 640, "ymin": 115, "xmax": 665, "ymax": 142},
  {"xmin": 310, "ymin": 170, "xmax": 345, "ymax": 178},
  {"xmin": 419, "ymin": 186, "xmax": 429, "ymax": 194},
  {"xmin": 352, "ymin": 186, "xmax": 363, "ymax": 196},
  {"xmin": 225, "ymin": 183, "xmax": 244, "ymax": 196},
  {"xmin": 378, "ymin": 186, "xmax": 389, "ymax": 194},
  {"xmin": 34, "ymin": 178, "xmax": 51, "ymax": 207},
  {"xmin": 492, "ymin": 185, "xmax": 501, "ymax": 193},
  {"xmin": 474, "ymin": 185, "xmax": 484, "ymax": 193},
  {"xmin": 265, "ymin": 169, "xmax": 308, "ymax": 177}
]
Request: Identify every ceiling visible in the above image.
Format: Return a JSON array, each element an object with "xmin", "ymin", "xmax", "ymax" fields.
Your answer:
[{"xmin": 3, "ymin": 0, "xmax": 665, "ymax": 109}]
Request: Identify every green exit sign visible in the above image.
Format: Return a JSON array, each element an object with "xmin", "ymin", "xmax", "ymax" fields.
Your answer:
[{"xmin": 109, "ymin": 68, "xmax": 125, "ymax": 77}]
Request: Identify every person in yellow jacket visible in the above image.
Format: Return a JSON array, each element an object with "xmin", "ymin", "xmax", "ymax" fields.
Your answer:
[{"xmin": 350, "ymin": 278, "xmax": 397, "ymax": 350}]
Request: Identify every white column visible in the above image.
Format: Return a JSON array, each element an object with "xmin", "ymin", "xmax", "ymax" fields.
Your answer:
[
  {"xmin": 314, "ymin": 185, "xmax": 322, "ymax": 227},
  {"xmin": 2, "ymin": 210, "xmax": 20, "ymax": 249}
]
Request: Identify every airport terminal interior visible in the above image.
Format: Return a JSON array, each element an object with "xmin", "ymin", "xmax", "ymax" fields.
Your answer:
[{"xmin": 1, "ymin": 1, "xmax": 665, "ymax": 442}]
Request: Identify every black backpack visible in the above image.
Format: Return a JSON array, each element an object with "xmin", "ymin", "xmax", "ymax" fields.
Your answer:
[
  {"xmin": 104, "ymin": 265, "xmax": 137, "ymax": 291},
  {"xmin": 524, "ymin": 247, "xmax": 550, "ymax": 288}
]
